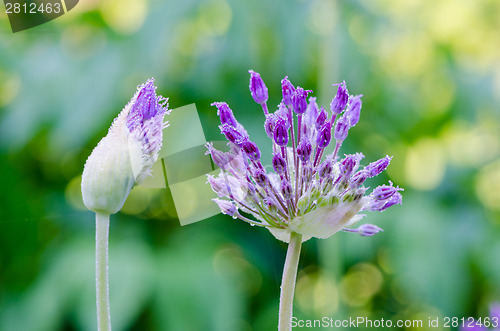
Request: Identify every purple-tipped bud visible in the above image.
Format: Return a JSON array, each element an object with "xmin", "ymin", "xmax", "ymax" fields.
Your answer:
[
  {"xmin": 330, "ymin": 81, "xmax": 349, "ymax": 114},
  {"xmin": 264, "ymin": 113, "xmax": 276, "ymax": 139},
  {"xmin": 272, "ymin": 153, "xmax": 286, "ymax": 174},
  {"xmin": 350, "ymin": 170, "xmax": 368, "ymax": 188},
  {"xmin": 316, "ymin": 121, "xmax": 332, "ymax": 148},
  {"xmin": 357, "ymin": 224, "xmax": 383, "ymax": 236},
  {"xmin": 339, "ymin": 154, "xmax": 358, "ymax": 176},
  {"xmin": 212, "ymin": 102, "xmax": 238, "ymax": 127},
  {"xmin": 297, "ymin": 136, "xmax": 312, "ymax": 163},
  {"xmin": 318, "ymin": 159, "xmax": 333, "ymax": 178},
  {"xmin": 274, "ymin": 119, "xmax": 289, "ymax": 146},
  {"xmin": 345, "ymin": 95, "xmax": 362, "ymax": 127},
  {"xmin": 281, "ymin": 179, "xmax": 293, "ymax": 200},
  {"xmin": 315, "ymin": 107, "xmax": 328, "ymax": 130},
  {"xmin": 334, "ymin": 115, "xmax": 349, "ymax": 142},
  {"xmin": 369, "ymin": 190, "xmax": 402, "ymax": 211},
  {"xmin": 306, "ymin": 97, "xmax": 319, "ymax": 119},
  {"xmin": 291, "ymin": 87, "xmax": 309, "ymax": 114},
  {"xmin": 253, "ymin": 169, "xmax": 268, "ymax": 187},
  {"xmin": 372, "ymin": 182, "xmax": 403, "ymax": 201},
  {"xmin": 281, "ymin": 76, "xmax": 295, "ymax": 106},
  {"xmin": 205, "ymin": 142, "xmax": 230, "ymax": 170},
  {"xmin": 365, "ymin": 155, "xmax": 392, "ymax": 177},
  {"xmin": 125, "ymin": 79, "xmax": 168, "ymax": 158},
  {"xmin": 276, "ymin": 102, "xmax": 291, "ymax": 128},
  {"xmin": 206, "ymin": 175, "xmax": 228, "ymax": 197},
  {"xmin": 220, "ymin": 124, "xmax": 245, "ymax": 145},
  {"xmin": 213, "ymin": 198, "xmax": 237, "ymax": 216},
  {"xmin": 241, "ymin": 140, "xmax": 261, "ymax": 161},
  {"xmin": 249, "ymin": 70, "xmax": 268, "ymax": 105},
  {"xmin": 127, "ymin": 79, "xmax": 168, "ymax": 130},
  {"xmin": 382, "ymin": 191, "xmax": 402, "ymax": 209}
]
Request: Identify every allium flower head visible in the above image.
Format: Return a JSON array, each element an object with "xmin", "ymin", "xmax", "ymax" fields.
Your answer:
[
  {"xmin": 206, "ymin": 71, "xmax": 403, "ymax": 242},
  {"xmin": 82, "ymin": 78, "xmax": 169, "ymax": 214}
]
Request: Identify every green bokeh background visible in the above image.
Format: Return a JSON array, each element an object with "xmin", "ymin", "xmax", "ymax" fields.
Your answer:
[{"xmin": 1, "ymin": 0, "xmax": 500, "ymax": 330}]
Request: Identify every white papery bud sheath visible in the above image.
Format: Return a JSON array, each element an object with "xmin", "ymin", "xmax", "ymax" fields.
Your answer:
[{"xmin": 82, "ymin": 78, "xmax": 168, "ymax": 214}]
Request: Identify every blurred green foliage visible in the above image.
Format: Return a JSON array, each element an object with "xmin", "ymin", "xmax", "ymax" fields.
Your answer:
[{"xmin": 1, "ymin": 0, "xmax": 500, "ymax": 330}]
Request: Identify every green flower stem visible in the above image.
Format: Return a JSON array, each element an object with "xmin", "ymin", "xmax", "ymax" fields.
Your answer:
[
  {"xmin": 279, "ymin": 231, "xmax": 303, "ymax": 331},
  {"xmin": 95, "ymin": 212, "xmax": 111, "ymax": 331}
]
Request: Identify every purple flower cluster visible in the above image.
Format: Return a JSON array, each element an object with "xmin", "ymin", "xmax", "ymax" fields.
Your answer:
[{"xmin": 206, "ymin": 71, "xmax": 403, "ymax": 242}]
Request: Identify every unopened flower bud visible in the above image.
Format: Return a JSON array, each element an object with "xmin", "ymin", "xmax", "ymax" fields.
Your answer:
[
  {"xmin": 82, "ymin": 78, "xmax": 168, "ymax": 214},
  {"xmin": 212, "ymin": 102, "xmax": 238, "ymax": 127},
  {"xmin": 330, "ymin": 81, "xmax": 349, "ymax": 114},
  {"xmin": 253, "ymin": 169, "xmax": 268, "ymax": 187},
  {"xmin": 213, "ymin": 198, "xmax": 237, "ymax": 217},
  {"xmin": 339, "ymin": 154, "xmax": 358, "ymax": 177},
  {"xmin": 281, "ymin": 76, "xmax": 295, "ymax": 106},
  {"xmin": 306, "ymin": 97, "xmax": 319, "ymax": 119},
  {"xmin": 207, "ymin": 175, "xmax": 228, "ymax": 197},
  {"xmin": 334, "ymin": 115, "xmax": 349, "ymax": 142},
  {"xmin": 318, "ymin": 159, "xmax": 333, "ymax": 178},
  {"xmin": 372, "ymin": 182, "xmax": 402, "ymax": 201},
  {"xmin": 381, "ymin": 191, "xmax": 402, "ymax": 210},
  {"xmin": 205, "ymin": 142, "xmax": 230, "ymax": 170},
  {"xmin": 220, "ymin": 124, "xmax": 245, "ymax": 145},
  {"xmin": 241, "ymin": 140, "xmax": 261, "ymax": 161},
  {"xmin": 292, "ymin": 87, "xmax": 309, "ymax": 114},
  {"xmin": 276, "ymin": 102, "xmax": 291, "ymax": 128},
  {"xmin": 365, "ymin": 155, "xmax": 392, "ymax": 177},
  {"xmin": 355, "ymin": 224, "xmax": 383, "ymax": 236},
  {"xmin": 350, "ymin": 170, "xmax": 368, "ymax": 188},
  {"xmin": 345, "ymin": 95, "xmax": 362, "ymax": 127},
  {"xmin": 249, "ymin": 70, "xmax": 268, "ymax": 105},
  {"xmin": 264, "ymin": 113, "xmax": 276, "ymax": 139},
  {"xmin": 297, "ymin": 136, "xmax": 312, "ymax": 163},
  {"xmin": 317, "ymin": 121, "xmax": 332, "ymax": 148},
  {"xmin": 281, "ymin": 179, "xmax": 293, "ymax": 200},
  {"xmin": 272, "ymin": 153, "xmax": 287, "ymax": 174},
  {"xmin": 315, "ymin": 107, "xmax": 327, "ymax": 130},
  {"xmin": 274, "ymin": 119, "xmax": 289, "ymax": 146}
]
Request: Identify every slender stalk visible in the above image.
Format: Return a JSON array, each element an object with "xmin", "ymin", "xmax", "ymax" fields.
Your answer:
[
  {"xmin": 295, "ymin": 114, "xmax": 303, "ymax": 203},
  {"xmin": 279, "ymin": 231, "xmax": 303, "ymax": 331},
  {"xmin": 95, "ymin": 212, "xmax": 112, "ymax": 331},
  {"xmin": 262, "ymin": 102, "xmax": 269, "ymax": 114}
]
